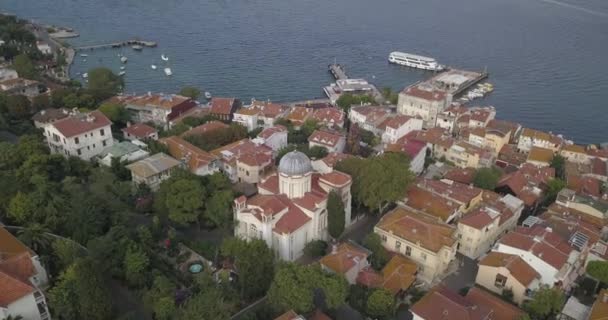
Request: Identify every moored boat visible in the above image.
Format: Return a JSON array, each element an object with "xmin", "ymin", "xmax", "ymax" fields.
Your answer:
[
  {"xmin": 120, "ymin": 56, "xmax": 128, "ymax": 63},
  {"xmin": 151, "ymin": 64, "xmax": 157, "ymax": 70},
  {"xmin": 164, "ymin": 67, "xmax": 172, "ymax": 76},
  {"xmin": 204, "ymin": 91, "xmax": 212, "ymax": 99},
  {"xmin": 388, "ymin": 51, "xmax": 445, "ymax": 71}
]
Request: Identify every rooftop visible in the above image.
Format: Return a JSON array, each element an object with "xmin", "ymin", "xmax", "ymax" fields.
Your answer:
[
  {"xmin": 51, "ymin": 110, "xmax": 112, "ymax": 138},
  {"xmin": 402, "ymin": 83, "xmax": 448, "ymax": 101},
  {"xmin": 161, "ymin": 136, "xmax": 218, "ymax": 171},
  {"xmin": 527, "ymin": 146, "xmax": 554, "ymax": 164},
  {"xmin": 122, "ymin": 123, "xmax": 157, "ymax": 138},
  {"xmin": 209, "ymin": 97, "xmax": 237, "ymax": 115},
  {"xmin": 99, "ymin": 141, "xmax": 142, "ymax": 158},
  {"xmin": 478, "ymin": 252, "xmax": 540, "ymax": 286},
  {"xmin": 181, "ymin": 120, "xmax": 228, "ymax": 137},
  {"xmin": 126, "ymin": 153, "xmax": 181, "ymax": 178},
  {"xmin": 31, "ymin": 108, "xmax": 70, "ymax": 124},
  {"xmin": 258, "ymin": 125, "xmax": 288, "ymax": 140},
  {"xmin": 589, "ymin": 289, "xmax": 608, "ymax": 320},
  {"xmin": 123, "ymin": 93, "xmax": 191, "ymax": 110},
  {"xmin": 308, "ymin": 129, "xmax": 345, "ymax": 148},
  {"xmin": 320, "ymin": 242, "xmax": 370, "ymax": 275}
]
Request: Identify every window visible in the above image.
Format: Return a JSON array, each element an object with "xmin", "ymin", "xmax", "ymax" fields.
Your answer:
[
  {"xmin": 77, "ymin": 149, "xmax": 82, "ymax": 156},
  {"xmin": 396, "ymin": 241, "xmax": 401, "ymax": 251},
  {"xmin": 102, "ymin": 140, "xmax": 107, "ymax": 147},
  {"xmin": 381, "ymin": 235, "xmax": 387, "ymax": 242},
  {"xmin": 495, "ymin": 274, "xmax": 507, "ymax": 288},
  {"xmin": 74, "ymin": 137, "xmax": 79, "ymax": 144},
  {"xmin": 100, "ymin": 129, "xmax": 105, "ymax": 136},
  {"xmin": 405, "ymin": 246, "xmax": 412, "ymax": 257},
  {"xmin": 421, "ymin": 252, "xmax": 427, "ymax": 261}
]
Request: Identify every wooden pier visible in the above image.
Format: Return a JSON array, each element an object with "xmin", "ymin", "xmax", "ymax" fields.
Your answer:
[
  {"xmin": 451, "ymin": 70, "xmax": 489, "ymax": 97},
  {"xmin": 74, "ymin": 39, "xmax": 157, "ymax": 51},
  {"xmin": 328, "ymin": 63, "xmax": 348, "ymax": 80}
]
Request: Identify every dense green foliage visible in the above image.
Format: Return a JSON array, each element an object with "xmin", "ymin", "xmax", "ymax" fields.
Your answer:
[
  {"xmin": 184, "ymin": 123, "xmax": 248, "ymax": 151},
  {"xmin": 221, "ymin": 238, "xmax": 275, "ymax": 300},
  {"xmin": 587, "ymin": 261, "xmax": 608, "ymax": 283},
  {"xmin": 381, "ymin": 87, "xmax": 399, "ymax": 105},
  {"xmin": 523, "ymin": 286, "xmax": 565, "ymax": 320},
  {"xmin": 473, "ymin": 167, "xmax": 503, "ymax": 190},
  {"xmin": 87, "ymin": 67, "xmax": 124, "ymax": 101},
  {"xmin": 336, "ymin": 93, "xmax": 375, "ymax": 112},
  {"xmin": 179, "ymin": 86, "xmax": 201, "ymax": 100},
  {"xmin": 336, "ymin": 152, "xmax": 414, "ymax": 212},
  {"xmin": 303, "ymin": 240, "xmax": 328, "ymax": 258},
  {"xmin": 363, "ymin": 233, "xmax": 389, "ymax": 270},
  {"xmin": 366, "ymin": 289, "xmax": 395, "ymax": 319},
  {"xmin": 13, "ymin": 53, "xmax": 37, "ymax": 78},
  {"xmin": 268, "ymin": 263, "xmax": 349, "ymax": 314},
  {"xmin": 545, "ymin": 178, "xmax": 567, "ymax": 204},
  {"xmin": 98, "ymin": 102, "xmax": 130, "ymax": 127},
  {"xmin": 327, "ymin": 191, "xmax": 345, "ymax": 239},
  {"xmin": 550, "ymin": 154, "xmax": 566, "ymax": 180}
]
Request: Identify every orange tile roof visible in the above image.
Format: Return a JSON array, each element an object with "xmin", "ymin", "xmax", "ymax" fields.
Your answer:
[
  {"xmin": 404, "ymin": 186, "xmax": 459, "ymax": 222},
  {"xmin": 124, "ymin": 94, "xmax": 190, "ymax": 110},
  {"xmin": 161, "ymin": 136, "xmax": 217, "ymax": 172},
  {"xmin": 498, "ymin": 226, "xmax": 572, "ymax": 269},
  {"xmin": 567, "ymin": 174, "xmax": 602, "ymax": 197},
  {"xmin": 0, "ymin": 227, "xmax": 37, "ymax": 307},
  {"xmin": 444, "ymin": 167, "xmax": 476, "ymax": 185},
  {"xmin": 376, "ymin": 207, "xmax": 457, "ymax": 253},
  {"xmin": 320, "ymin": 242, "xmax": 370, "ymax": 274},
  {"xmin": 309, "ymin": 309, "xmax": 332, "ymax": 320},
  {"xmin": 589, "ymin": 289, "xmax": 608, "ymax": 320},
  {"xmin": 527, "ymin": 146, "xmax": 554, "ymax": 164},
  {"xmin": 465, "ymin": 287, "xmax": 526, "ymax": 320},
  {"xmin": 237, "ymin": 152, "xmax": 272, "ymax": 168},
  {"xmin": 311, "ymin": 107, "xmax": 345, "ymax": 126},
  {"xmin": 378, "ymin": 115, "xmax": 414, "ymax": 130},
  {"xmin": 274, "ymin": 310, "xmax": 303, "ymax": 320},
  {"xmin": 181, "ymin": 121, "xmax": 228, "ymax": 137},
  {"xmin": 381, "ymin": 255, "xmax": 417, "ymax": 295},
  {"xmin": 403, "ymin": 128, "xmax": 454, "ymax": 149},
  {"xmin": 249, "ymin": 100, "xmax": 289, "ymax": 118},
  {"xmin": 258, "ymin": 125, "xmax": 287, "ymax": 139},
  {"xmin": 320, "ymin": 153, "xmax": 353, "ymax": 168},
  {"xmin": 210, "ymin": 97, "xmax": 237, "ymax": 115},
  {"xmin": 0, "ymin": 270, "xmax": 35, "ymax": 307},
  {"xmin": 287, "ymin": 106, "xmax": 314, "ymax": 125},
  {"xmin": 479, "ymin": 252, "xmax": 540, "ymax": 286},
  {"xmin": 319, "ymin": 171, "xmax": 351, "ymax": 187},
  {"xmin": 403, "ymin": 84, "xmax": 448, "ymax": 101},
  {"xmin": 562, "ymin": 144, "xmax": 586, "ymax": 154},
  {"xmin": 122, "ymin": 123, "xmax": 157, "ymax": 138},
  {"xmin": 417, "ymin": 179, "xmax": 483, "ymax": 205},
  {"xmin": 52, "ymin": 110, "xmax": 112, "ymax": 138}
]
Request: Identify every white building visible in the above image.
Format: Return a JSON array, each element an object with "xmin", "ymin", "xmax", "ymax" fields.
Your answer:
[
  {"xmin": 380, "ymin": 115, "xmax": 423, "ymax": 145},
  {"xmin": 232, "ymin": 100, "xmax": 289, "ymax": 131},
  {"xmin": 308, "ymin": 130, "xmax": 346, "ymax": 154},
  {"xmin": 517, "ymin": 128, "xmax": 563, "ymax": 153},
  {"xmin": 36, "ymin": 41, "xmax": 52, "ymax": 55},
  {"xmin": 44, "ymin": 110, "xmax": 113, "ymax": 160},
  {"xmin": 397, "ymin": 83, "xmax": 451, "ymax": 128},
  {"xmin": 234, "ymin": 151, "xmax": 353, "ymax": 261},
  {"xmin": 0, "ymin": 67, "xmax": 18, "ymax": 82},
  {"xmin": 386, "ymin": 140, "xmax": 427, "ymax": 175},
  {"xmin": 0, "ymin": 227, "xmax": 51, "ymax": 320},
  {"xmin": 255, "ymin": 125, "xmax": 288, "ymax": 153}
]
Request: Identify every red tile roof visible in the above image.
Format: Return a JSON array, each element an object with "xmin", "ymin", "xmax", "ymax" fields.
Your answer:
[
  {"xmin": 444, "ymin": 168, "xmax": 476, "ymax": 185},
  {"xmin": 416, "ymin": 179, "xmax": 483, "ymax": 205},
  {"xmin": 479, "ymin": 252, "xmax": 540, "ymax": 286},
  {"xmin": 320, "ymin": 242, "xmax": 370, "ymax": 274},
  {"xmin": 258, "ymin": 125, "xmax": 287, "ymax": 139},
  {"xmin": 181, "ymin": 121, "xmax": 228, "ymax": 137},
  {"xmin": 404, "ymin": 186, "xmax": 460, "ymax": 222},
  {"xmin": 308, "ymin": 130, "xmax": 345, "ymax": 148},
  {"xmin": 567, "ymin": 175, "xmax": 602, "ymax": 197},
  {"xmin": 52, "ymin": 110, "xmax": 111, "ymax": 138},
  {"xmin": 123, "ymin": 93, "xmax": 191, "ymax": 110},
  {"xmin": 161, "ymin": 136, "xmax": 217, "ymax": 171},
  {"xmin": 497, "ymin": 164, "xmax": 555, "ymax": 206},
  {"xmin": 320, "ymin": 152, "xmax": 353, "ymax": 168},
  {"xmin": 498, "ymin": 225, "xmax": 572, "ymax": 269},
  {"xmin": 0, "ymin": 227, "xmax": 37, "ymax": 307},
  {"xmin": 249, "ymin": 100, "xmax": 289, "ymax": 118},
  {"xmin": 319, "ymin": 171, "xmax": 352, "ymax": 187},
  {"xmin": 287, "ymin": 106, "xmax": 314, "ymax": 125},
  {"xmin": 403, "ymin": 85, "xmax": 448, "ymax": 101},
  {"xmin": 387, "ymin": 140, "xmax": 426, "ymax": 159},
  {"xmin": 379, "ymin": 115, "xmax": 415, "ymax": 130},
  {"xmin": 122, "ymin": 123, "xmax": 157, "ymax": 138},
  {"xmin": 311, "ymin": 107, "xmax": 345, "ymax": 126},
  {"xmin": 210, "ymin": 97, "xmax": 236, "ymax": 115},
  {"xmin": 0, "ymin": 271, "xmax": 35, "ymax": 307},
  {"xmin": 402, "ymin": 128, "xmax": 454, "ymax": 149}
]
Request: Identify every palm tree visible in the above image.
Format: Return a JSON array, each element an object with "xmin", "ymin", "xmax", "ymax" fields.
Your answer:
[{"xmin": 18, "ymin": 223, "xmax": 51, "ymax": 253}]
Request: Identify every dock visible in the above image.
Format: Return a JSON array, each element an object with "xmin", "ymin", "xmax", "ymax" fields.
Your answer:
[
  {"xmin": 451, "ymin": 71, "xmax": 489, "ymax": 97},
  {"xmin": 428, "ymin": 68, "xmax": 489, "ymax": 97},
  {"xmin": 74, "ymin": 39, "xmax": 157, "ymax": 51},
  {"xmin": 328, "ymin": 63, "xmax": 348, "ymax": 81}
]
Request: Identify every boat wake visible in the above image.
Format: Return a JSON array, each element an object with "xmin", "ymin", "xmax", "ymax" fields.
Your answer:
[{"xmin": 536, "ymin": 0, "xmax": 608, "ymax": 18}]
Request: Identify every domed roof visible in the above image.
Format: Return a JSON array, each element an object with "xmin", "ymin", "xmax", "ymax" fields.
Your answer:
[{"xmin": 278, "ymin": 150, "xmax": 313, "ymax": 176}]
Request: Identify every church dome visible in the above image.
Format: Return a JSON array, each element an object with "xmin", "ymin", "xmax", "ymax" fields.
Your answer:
[{"xmin": 278, "ymin": 150, "xmax": 313, "ymax": 176}]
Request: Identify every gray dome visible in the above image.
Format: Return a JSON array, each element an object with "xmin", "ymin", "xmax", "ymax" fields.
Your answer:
[{"xmin": 278, "ymin": 151, "xmax": 313, "ymax": 176}]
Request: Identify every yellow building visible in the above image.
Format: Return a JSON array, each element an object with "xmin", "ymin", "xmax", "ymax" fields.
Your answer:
[{"xmin": 374, "ymin": 207, "xmax": 457, "ymax": 283}]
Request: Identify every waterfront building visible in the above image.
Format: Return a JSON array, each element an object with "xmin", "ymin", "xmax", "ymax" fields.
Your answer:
[
  {"xmin": 0, "ymin": 226, "xmax": 51, "ymax": 320},
  {"xmin": 44, "ymin": 110, "xmax": 113, "ymax": 160},
  {"xmin": 436, "ymin": 104, "xmax": 468, "ymax": 134},
  {"xmin": 310, "ymin": 107, "xmax": 345, "ymax": 129},
  {"xmin": 234, "ymin": 151, "xmax": 352, "ymax": 261},
  {"xmin": 36, "ymin": 41, "xmax": 52, "ymax": 55},
  {"xmin": 121, "ymin": 93, "xmax": 197, "ymax": 130},
  {"xmin": 308, "ymin": 129, "xmax": 346, "ymax": 154},
  {"xmin": 348, "ymin": 105, "xmax": 392, "ymax": 135},
  {"xmin": 374, "ymin": 206, "xmax": 457, "ymax": 283},
  {"xmin": 122, "ymin": 123, "xmax": 158, "ymax": 141},
  {"xmin": 233, "ymin": 100, "xmax": 289, "ymax": 131},
  {"xmin": 561, "ymin": 144, "xmax": 592, "ymax": 164},
  {"xmin": 397, "ymin": 82, "xmax": 451, "ymax": 128},
  {"xmin": 126, "ymin": 153, "xmax": 181, "ymax": 191},
  {"xmin": 517, "ymin": 128, "xmax": 563, "ymax": 153},
  {"xmin": 286, "ymin": 106, "xmax": 314, "ymax": 128},
  {"xmin": 526, "ymin": 146, "xmax": 555, "ymax": 167},
  {"xmin": 161, "ymin": 136, "xmax": 219, "ymax": 176},
  {"xmin": 208, "ymin": 97, "xmax": 241, "ymax": 122}
]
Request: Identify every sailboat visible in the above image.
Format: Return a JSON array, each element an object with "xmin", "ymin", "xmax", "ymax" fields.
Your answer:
[{"xmin": 161, "ymin": 54, "xmax": 169, "ymax": 61}]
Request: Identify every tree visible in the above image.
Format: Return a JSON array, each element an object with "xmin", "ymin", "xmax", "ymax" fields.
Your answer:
[
  {"xmin": 587, "ymin": 261, "xmax": 608, "ymax": 283},
  {"xmin": 17, "ymin": 223, "xmax": 51, "ymax": 253},
  {"xmin": 363, "ymin": 233, "xmax": 389, "ymax": 270},
  {"xmin": 179, "ymin": 86, "xmax": 201, "ymax": 100},
  {"xmin": 52, "ymin": 239, "xmax": 85, "ymax": 270},
  {"xmin": 308, "ymin": 145, "xmax": 328, "ymax": 159},
  {"xmin": 268, "ymin": 263, "xmax": 348, "ymax": 314},
  {"xmin": 204, "ymin": 190, "xmax": 234, "ymax": 228},
  {"xmin": 303, "ymin": 240, "xmax": 327, "ymax": 258},
  {"xmin": 87, "ymin": 67, "xmax": 123, "ymax": 101},
  {"xmin": 336, "ymin": 93, "xmax": 374, "ymax": 112},
  {"xmin": 523, "ymin": 286, "xmax": 565, "ymax": 320},
  {"xmin": 6, "ymin": 94, "xmax": 31, "ymax": 119},
  {"xmin": 327, "ymin": 191, "xmax": 345, "ymax": 239},
  {"xmin": 178, "ymin": 287, "xmax": 233, "ymax": 320},
  {"xmin": 381, "ymin": 87, "xmax": 398, "ymax": 105},
  {"xmin": 164, "ymin": 178, "xmax": 205, "ymax": 225},
  {"xmin": 366, "ymin": 289, "xmax": 394, "ymax": 319},
  {"xmin": 98, "ymin": 102, "xmax": 130, "ymax": 126},
  {"xmin": 221, "ymin": 238, "xmax": 274, "ymax": 300},
  {"xmin": 550, "ymin": 154, "xmax": 566, "ymax": 180},
  {"xmin": 545, "ymin": 178, "xmax": 566, "ymax": 204},
  {"xmin": 143, "ymin": 276, "xmax": 176, "ymax": 320},
  {"xmin": 473, "ymin": 167, "xmax": 503, "ymax": 190},
  {"xmin": 32, "ymin": 94, "xmax": 50, "ymax": 111},
  {"xmin": 123, "ymin": 244, "xmax": 150, "ymax": 287},
  {"xmin": 13, "ymin": 53, "xmax": 36, "ymax": 79},
  {"xmin": 356, "ymin": 153, "xmax": 415, "ymax": 213},
  {"xmin": 346, "ymin": 123, "xmax": 361, "ymax": 155}
]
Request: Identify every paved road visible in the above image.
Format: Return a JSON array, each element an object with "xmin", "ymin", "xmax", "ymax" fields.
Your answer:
[{"xmin": 441, "ymin": 254, "xmax": 478, "ymax": 292}]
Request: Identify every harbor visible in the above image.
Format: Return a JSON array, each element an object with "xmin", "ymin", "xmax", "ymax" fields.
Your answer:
[
  {"xmin": 74, "ymin": 39, "xmax": 157, "ymax": 51},
  {"xmin": 324, "ymin": 63, "xmax": 385, "ymax": 104}
]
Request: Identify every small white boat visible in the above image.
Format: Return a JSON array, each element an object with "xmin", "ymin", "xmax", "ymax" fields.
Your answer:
[
  {"xmin": 120, "ymin": 66, "xmax": 126, "ymax": 70},
  {"xmin": 119, "ymin": 71, "xmax": 126, "ymax": 76},
  {"xmin": 151, "ymin": 64, "xmax": 157, "ymax": 70},
  {"xmin": 204, "ymin": 91, "xmax": 212, "ymax": 99},
  {"xmin": 164, "ymin": 67, "xmax": 172, "ymax": 76},
  {"xmin": 80, "ymin": 54, "xmax": 88, "ymax": 57},
  {"xmin": 161, "ymin": 54, "xmax": 169, "ymax": 61},
  {"xmin": 82, "ymin": 73, "xmax": 88, "ymax": 79},
  {"xmin": 132, "ymin": 45, "xmax": 143, "ymax": 51},
  {"xmin": 82, "ymin": 59, "xmax": 87, "ymax": 62},
  {"xmin": 120, "ymin": 56, "xmax": 128, "ymax": 63}
]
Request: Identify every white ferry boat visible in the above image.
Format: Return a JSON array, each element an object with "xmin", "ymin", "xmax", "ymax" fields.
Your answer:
[{"xmin": 388, "ymin": 51, "xmax": 445, "ymax": 71}]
